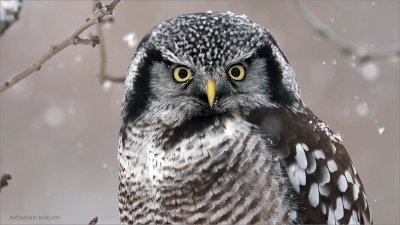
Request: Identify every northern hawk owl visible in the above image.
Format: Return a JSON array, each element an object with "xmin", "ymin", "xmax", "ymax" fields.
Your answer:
[{"xmin": 118, "ymin": 12, "xmax": 372, "ymax": 225}]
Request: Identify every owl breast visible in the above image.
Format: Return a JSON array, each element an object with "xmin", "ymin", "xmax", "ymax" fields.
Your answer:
[{"xmin": 119, "ymin": 114, "xmax": 295, "ymax": 224}]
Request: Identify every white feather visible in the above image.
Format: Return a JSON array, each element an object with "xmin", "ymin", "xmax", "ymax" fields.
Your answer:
[
  {"xmin": 342, "ymin": 196, "xmax": 352, "ymax": 210},
  {"xmin": 334, "ymin": 197, "xmax": 344, "ymax": 220},
  {"xmin": 327, "ymin": 160, "xmax": 338, "ymax": 172},
  {"xmin": 353, "ymin": 183, "xmax": 360, "ymax": 201},
  {"xmin": 308, "ymin": 183, "xmax": 319, "ymax": 207},
  {"xmin": 327, "ymin": 207, "xmax": 337, "ymax": 225},
  {"xmin": 295, "ymin": 143, "xmax": 308, "ymax": 169},
  {"xmin": 344, "ymin": 170, "xmax": 354, "ymax": 183},
  {"xmin": 319, "ymin": 166, "xmax": 331, "ymax": 186},
  {"xmin": 338, "ymin": 174, "xmax": 348, "ymax": 192},
  {"xmin": 314, "ymin": 149, "xmax": 326, "ymax": 159}
]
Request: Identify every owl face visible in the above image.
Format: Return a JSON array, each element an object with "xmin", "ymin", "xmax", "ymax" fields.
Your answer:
[{"xmin": 123, "ymin": 12, "xmax": 303, "ymax": 124}]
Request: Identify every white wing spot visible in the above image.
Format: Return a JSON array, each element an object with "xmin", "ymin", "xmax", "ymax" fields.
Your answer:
[
  {"xmin": 319, "ymin": 184, "xmax": 331, "ymax": 197},
  {"xmin": 342, "ymin": 196, "xmax": 352, "ymax": 210},
  {"xmin": 321, "ymin": 203, "xmax": 327, "ymax": 215},
  {"xmin": 287, "ymin": 164, "xmax": 300, "ymax": 193},
  {"xmin": 354, "ymin": 176, "xmax": 361, "ymax": 187},
  {"xmin": 327, "ymin": 160, "xmax": 338, "ymax": 172},
  {"xmin": 287, "ymin": 164, "xmax": 306, "ymax": 193},
  {"xmin": 334, "ymin": 197, "xmax": 344, "ymax": 220},
  {"xmin": 338, "ymin": 175, "xmax": 348, "ymax": 192},
  {"xmin": 306, "ymin": 155, "xmax": 317, "ymax": 174},
  {"xmin": 314, "ymin": 149, "xmax": 326, "ymax": 159},
  {"xmin": 308, "ymin": 183, "xmax": 319, "ymax": 207},
  {"xmin": 344, "ymin": 170, "xmax": 354, "ymax": 184},
  {"xmin": 319, "ymin": 166, "xmax": 331, "ymax": 186},
  {"xmin": 301, "ymin": 143, "xmax": 309, "ymax": 151},
  {"xmin": 327, "ymin": 207, "xmax": 336, "ymax": 225},
  {"xmin": 295, "ymin": 143, "xmax": 308, "ymax": 169},
  {"xmin": 297, "ymin": 168, "xmax": 306, "ymax": 186},
  {"xmin": 353, "ymin": 183, "xmax": 360, "ymax": 201},
  {"xmin": 349, "ymin": 210, "xmax": 359, "ymax": 224}
]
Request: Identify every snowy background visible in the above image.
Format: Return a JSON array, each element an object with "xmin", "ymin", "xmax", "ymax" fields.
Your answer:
[{"xmin": 0, "ymin": 1, "xmax": 399, "ymax": 224}]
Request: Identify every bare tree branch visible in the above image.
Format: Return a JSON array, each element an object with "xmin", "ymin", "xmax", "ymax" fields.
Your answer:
[
  {"xmin": 0, "ymin": 0, "xmax": 122, "ymax": 93},
  {"xmin": 291, "ymin": 0, "xmax": 400, "ymax": 64},
  {"xmin": 93, "ymin": 0, "xmax": 125, "ymax": 84},
  {"xmin": 0, "ymin": 174, "xmax": 12, "ymax": 192},
  {"xmin": 88, "ymin": 216, "xmax": 98, "ymax": 225}
]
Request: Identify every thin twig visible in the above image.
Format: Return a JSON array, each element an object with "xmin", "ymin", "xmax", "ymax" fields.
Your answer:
[
  {"xmin": 0, "ymin": 174, "xmax": 12, "ymax": 192},
  {"xmin": 291, "ymin": 0, "xmax": 400, "ymax": 64},
  {"xmin": 88, "ymin": 216, "xmax": 98, "ymax": 225},
  {"xmin": 0, "ymin": 0, "xmax": 122, "ymax": 93},
  {"xmin": 93, "ymin": 0, "xmax": 125, "ymax": 84}
]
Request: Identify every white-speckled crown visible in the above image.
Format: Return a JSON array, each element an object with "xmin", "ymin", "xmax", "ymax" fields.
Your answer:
[{"xmin": 124, "ymin": 12, "xmax": 302, "ymax": 110}]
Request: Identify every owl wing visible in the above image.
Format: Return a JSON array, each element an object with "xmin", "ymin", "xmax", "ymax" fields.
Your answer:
[{"xmin": 246, "ymin": 107, "xmax": 372, "ymax": 224}]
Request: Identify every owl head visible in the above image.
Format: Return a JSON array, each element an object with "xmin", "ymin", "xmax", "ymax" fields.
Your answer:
[{"xmin": 122, "ymin": 12, "xmax": 303, "ymax": 125}]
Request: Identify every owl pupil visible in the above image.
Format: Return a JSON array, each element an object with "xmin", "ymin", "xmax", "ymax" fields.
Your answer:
[
  {"xmin": 178, "ymin": 69, "xmax": 188, "ymax": 78},
  {"xmin": 231, "ymin": 68, "xmax": 240, "ymax": 77}
]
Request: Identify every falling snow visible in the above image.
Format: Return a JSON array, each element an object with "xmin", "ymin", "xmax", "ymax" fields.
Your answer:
[
  {"xmin": 8, "ymin": 79, "xmax": 33, "ymax": 100},
  {"xmin": 102, "ymin": 80, "xmax": 113, "ymax": 91},
  {"xmin": 74, "ymin": 55, "xmax": 83, "ymax": 63},
  {"xmin": 42, "ymin": 106, "xmax": 65, "ymax": 127},
  {"xmin": 76, "ymin": 142, "xmax": 83, "ymax": 149},
  {"xmin": 123, "ymin": 32, "xmax": 138, "ymax": 48},
  {"xmin": 360, "ymin": 63, "xmax": 379, "ymax": 81},
  {"xmin": 356, "ymin": 102, "xmax": 369, "ymax": 117},
  {"xmin": 377, "ymin": 127, "xmax": 385, "ymax": 135}
]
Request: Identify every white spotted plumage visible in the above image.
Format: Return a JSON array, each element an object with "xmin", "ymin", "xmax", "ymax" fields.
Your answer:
[
  {"xmin": 308, "ymin": 182, "xmax": 319, "ymax": 207},
  {"xmin": 119, "ymin": 12, "xmax": 372, "ymax": 225}
]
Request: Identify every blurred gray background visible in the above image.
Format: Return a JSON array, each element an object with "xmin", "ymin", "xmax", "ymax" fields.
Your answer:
[{"xmin": 0, "ymin": 0, "xmax": 399, "ymax": 224}]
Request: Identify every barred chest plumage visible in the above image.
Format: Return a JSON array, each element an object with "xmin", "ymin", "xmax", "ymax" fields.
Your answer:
[{"xmin": 118, "ymin": 113, "xmax": 296, "ymax": 224}]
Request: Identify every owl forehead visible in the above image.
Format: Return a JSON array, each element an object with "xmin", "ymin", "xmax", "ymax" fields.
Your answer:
[{"xmin": 149, "ymin": 12, "xmax": 267, "ymax": 66}]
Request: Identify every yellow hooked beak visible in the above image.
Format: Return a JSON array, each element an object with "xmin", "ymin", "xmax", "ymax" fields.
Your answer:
[{"xmin": 206, "ymin": 79, "xmax": 216, "ymax": 108}]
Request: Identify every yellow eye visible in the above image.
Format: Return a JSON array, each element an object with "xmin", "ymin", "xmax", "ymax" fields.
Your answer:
[
  {"xmin": 227, "ymin": 64, "xmax": 245, "ymax": 81},
  {"xmin": 173, "ymin": 66, "xmax": 192, "ymax": 82}
]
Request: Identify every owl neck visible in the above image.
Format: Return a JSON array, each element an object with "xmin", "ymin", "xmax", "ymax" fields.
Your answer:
[{"xmin": 120, "ymin": 111, "xmax": 279, "ymax": 190}]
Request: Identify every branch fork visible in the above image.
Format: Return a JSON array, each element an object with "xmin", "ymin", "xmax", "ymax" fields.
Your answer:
[{"xmin": 0, "ymin": 0, "xmax": 121, "ymax": 93}]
